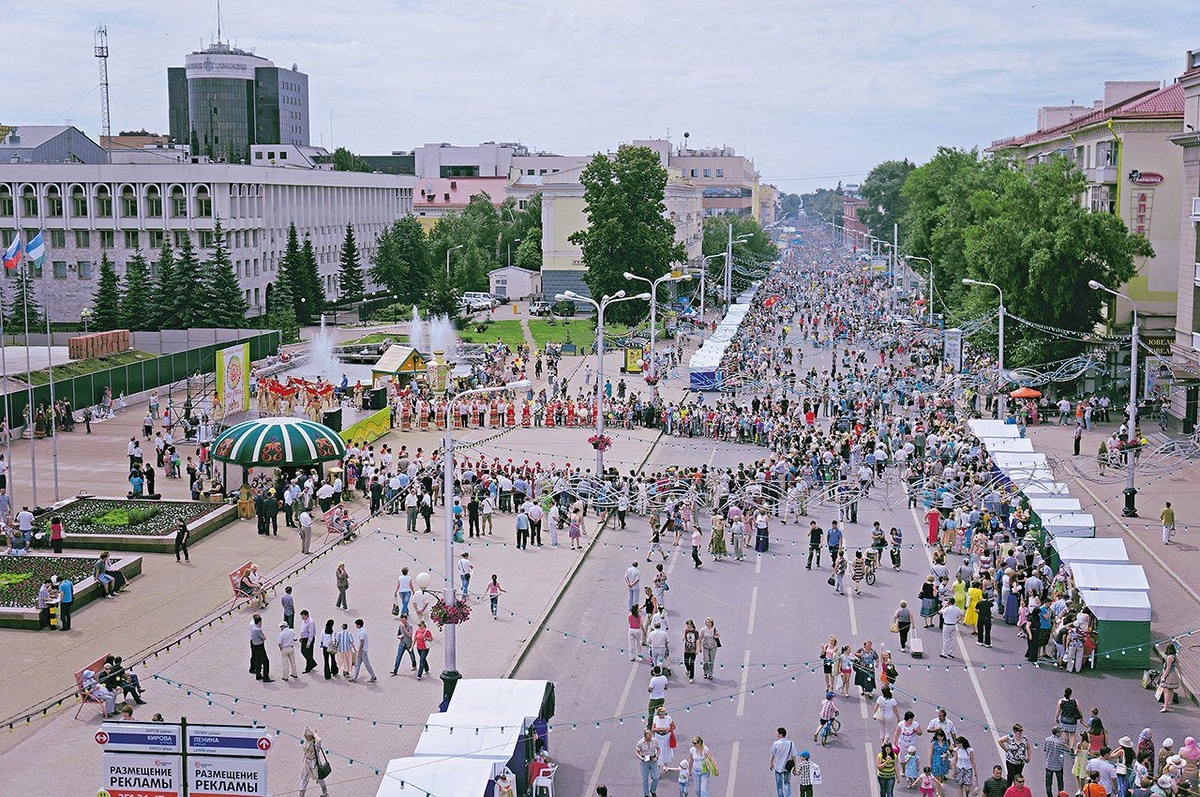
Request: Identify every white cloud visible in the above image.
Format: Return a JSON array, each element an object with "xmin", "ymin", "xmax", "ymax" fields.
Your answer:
[{"xmin": 6, "ymin": 0, "xmax": 1196, "ymax": 191}]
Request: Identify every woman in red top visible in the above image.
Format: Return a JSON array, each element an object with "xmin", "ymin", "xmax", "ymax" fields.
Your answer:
[
  {"xmin": 50, "ymin": 515, "xmax": 64, "ymax": 554},
  {"xmin": 413, "ymin": 621, "xmax": 434, "ymax": 680}
]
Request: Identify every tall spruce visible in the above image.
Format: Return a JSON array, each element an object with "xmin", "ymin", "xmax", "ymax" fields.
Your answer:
[
  {"xmin": 119, "ymin": 250, "xmax": 155, "ymax": 331},
  {"xmin": 168, "ymin": 233, "xmax": 202, "ymax": 328},
  {"xmin": 198, "ymin": 219, "xmax": 249, "ymax": 327},
  {"xmin": 279, "ymin": 223, "xmax": 308, "ymax": 325},
  {"xmin": 8, "ymin": 263, "xmax": 43, "ymax": 329},
  {"xmin": 298, "ymin": 234, "xmax": 323, "ymax": 321},
  {"xmin": 337, "ymin": 223, "xmax": 364, "ymax": 302},
  {"xmin": 151, "ymin": 241, "xmax": 175, "ymax": 330},
  {"xmin": 91, "ymin": 251, "xmax": 122, "ymax": 331},
  {"xmin": 267, "ymin": 269, "xmax": 299, "ymax": 342}
]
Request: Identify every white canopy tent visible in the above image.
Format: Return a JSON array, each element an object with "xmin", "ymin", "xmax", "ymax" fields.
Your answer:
[
  {"xmin": 1028, "ymin": 497, "xmax": 1083, "ymax": 515},
  {"xmin": 969, "ymin": 419, "xmax": 1021, "ymax": 438},
  {"xmin": 413, "ymin": 713, "xmax": 527, "ymax": 764},
  {"xmin": 446, "ymin": 679, "xmax": 552, "ymax": 726},
  {"xmin": 981, "ymin": 437, "xmax": 1035, "ymax": 453},
  {"xmin": 1070, "ymin": 563, "xmax": 1150, "ymax": 593},
  {"xmin": 1041, "ymin": 512, "xmax": 1096, "ymax": 538},
  {"xmin": 1085, "ymin": 589, "xmax": 1152, "ymax": 622},
  {"xmin": 1052, "ymin": 537, "xmax": 1128, "ymax": 566},
  {"xmin": 991, "ymin": 451, "xmax": 1049, "ymax": 470},
  {"xmin": 1021, "ymin": 481, "xmax": 1072, "ymax": 497},
  {"xmin": 374, "ymin": 757, "xmax": 499, "ymax": 797}
]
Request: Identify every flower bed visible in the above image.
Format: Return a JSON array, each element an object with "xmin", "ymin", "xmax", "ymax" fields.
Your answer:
[
  {"xmin": 35, "ymin": 498, "xmax": 209, "ymax": 537},
  {"xmin": 0, "ymin": 555, "xmax": 97, "ymax": 608}
]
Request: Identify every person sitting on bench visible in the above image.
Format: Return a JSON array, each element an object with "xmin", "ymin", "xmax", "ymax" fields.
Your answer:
[
  {"xmin": 81, "ymin": 669, "xmax": 117, "ymax": 717},
  {"xmin": 240, "ymin": 564, "xmax": 269, "ymax": 607},
  {"xmin": 101, "ymin": 661, "xmax": 146, "ymax": 705}
]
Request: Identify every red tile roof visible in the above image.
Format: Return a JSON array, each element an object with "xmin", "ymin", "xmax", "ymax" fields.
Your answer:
[{"xmin": 990, "ymin": 82, "xmax": 1183, "ymax": 151}]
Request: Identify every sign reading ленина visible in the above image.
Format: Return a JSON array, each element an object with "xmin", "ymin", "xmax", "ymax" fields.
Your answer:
[
  {"xmin": 186, "ymin": 725, "xmax": 270, "ymax": 757},
  {"xmin": 187, "ymin": 757, "xmax": 268, "ymax": 797}
]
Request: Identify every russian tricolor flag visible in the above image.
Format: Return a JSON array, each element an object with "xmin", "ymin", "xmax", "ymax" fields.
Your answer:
[{"xmin": 2, "ymin": 235, "xmax": 21, "ymax": 270}]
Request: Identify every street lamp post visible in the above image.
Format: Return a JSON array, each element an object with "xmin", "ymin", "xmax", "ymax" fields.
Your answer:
[
  {"xmin": 440, "ymin": 379, "xmax": 530, "ymax": 708},
  {"xmin": 962, "ymin": 278, "xmax": 1006, "ymax": 420},
  {"xmin": 557, "ymin": 290, "xmax": 650, "ymax": 478},
  {"xmin": 1089, "ymin": 279, "xmax": 1141, "ymax": 517},
  {"xmin": 446, "ymin": 244, "xmax": 465, "ymax": 277},
  {"xmin": 507, "ymin": 238, "xmax": 521, "ymax": 269},
  {"xmin": 905, "ymin": 256, "xmax": 934, "ymax": 325},
  {"xmin": 623, "ymin": 271, "xmax": 692, "ymax": 378},
  {"xmin": 724, "ymin": 227, "xmax": 752, "ymax": 305}
]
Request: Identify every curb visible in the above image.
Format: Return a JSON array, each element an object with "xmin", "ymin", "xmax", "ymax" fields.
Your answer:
[{"xmin": 503, "ymin": 428, "xmax": 664, "ymax": 678}]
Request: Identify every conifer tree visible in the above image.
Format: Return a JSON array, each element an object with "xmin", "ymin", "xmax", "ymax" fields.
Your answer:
[
  {"xmin": 119, "ymin": 250, "xmax": 155, "ymax": 331},
  {"xmin": 337, "ymin": 223, "xmax": 364, "ymax": 302},
  {"xmin": 91, "ymin": 251, "xmax": 122, "ymax": 331},
  {"xmin": 198, "ymin": 218, "xmax": 249, "ymax": 328}
]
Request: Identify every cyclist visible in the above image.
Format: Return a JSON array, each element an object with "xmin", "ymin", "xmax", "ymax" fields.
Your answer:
[{"xmin": 814, "ymin": 691, "xmax": 839, "ymax": 741}]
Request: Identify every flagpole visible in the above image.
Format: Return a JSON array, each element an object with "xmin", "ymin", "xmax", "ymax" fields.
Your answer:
[
  {"xmin": 0, "ymin": 295, "xmax": 11, "ymax": 508},
  {"xmin": 44, "ymin": 294, "xmax": 59, "ymax": 502},
  {"xmin": 20, "ymin": 262, "xmax": 37, "ymax": 508}
]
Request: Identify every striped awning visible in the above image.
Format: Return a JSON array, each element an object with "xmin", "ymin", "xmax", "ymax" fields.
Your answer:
[{"xmin": 211, "ymin": 417, "xmax": 347, "ymax": 467}]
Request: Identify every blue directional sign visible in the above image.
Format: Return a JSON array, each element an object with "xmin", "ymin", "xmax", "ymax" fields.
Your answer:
[
  {"xmin": 186, "ymin": 725, "xmax": 270, "ymax": 758},
  {"xmin": 96, "ymin": 722, "xmax": 182, "ymax": 754}
]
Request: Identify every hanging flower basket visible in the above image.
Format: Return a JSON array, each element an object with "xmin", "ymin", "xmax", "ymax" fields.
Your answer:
[
  {"xmin": 644, "ymin": 375, "xmax": 660, "ymax": 386},
  {"xmin": 588, "ymin": 434, "xmax": 613, "ymax": 452},
  {"xmin": 430, "ymin": 597, "xmax": 472, "ymax": 628}
]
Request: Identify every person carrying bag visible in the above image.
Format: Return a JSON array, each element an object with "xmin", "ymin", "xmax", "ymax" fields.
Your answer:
[{"xmin": 300, "ymin": 726, "xmax": 330, "ymax": 797}]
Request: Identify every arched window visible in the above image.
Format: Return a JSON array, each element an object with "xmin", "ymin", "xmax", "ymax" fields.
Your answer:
[
  {"xmin": 145, "ymin": 185, "xmax": 163, "ymax": 217},
  {"xmin": 170, "ymin": 185, "xmax": 187, "ymax": 218},
  {"xmin": 194, "ymin": 185, "xmax": 212, "ymax": 218},
  {"xmin": 45, "ymin": 185, "xmax": 63, "ymax": 217},
  {"xmin": 95, "ymin": 185, "xmax": 113, "ymax": 217},
  {"xmin": 0, "ymin": 185, "xmax": 15, "ymax": 217},
  {"xmin": 70, "ymin": 185, "xmax": 88, "ymax": 217},
  {"xmin": 120, "ymin": 185, "xmax": 138, "ymax": 218},
  {"xmin": 21, "ymin": 184, "xmax": 38, "ymax": 217}
]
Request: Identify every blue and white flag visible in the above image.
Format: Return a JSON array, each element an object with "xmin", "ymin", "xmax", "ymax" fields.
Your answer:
[{"xmin": 24, "ymin": 231, "xmax": 45, "ymax": 265}]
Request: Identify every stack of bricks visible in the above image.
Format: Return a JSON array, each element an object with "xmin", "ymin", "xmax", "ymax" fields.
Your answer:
[{"xmin": 67, "ymin": 330, "xmax": 131, "ymax": 360}]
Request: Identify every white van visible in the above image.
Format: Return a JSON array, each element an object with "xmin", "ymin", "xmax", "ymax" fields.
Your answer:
[{"xmin": 462, "ymin": 291, "xmax": 498, "ymax": 310}]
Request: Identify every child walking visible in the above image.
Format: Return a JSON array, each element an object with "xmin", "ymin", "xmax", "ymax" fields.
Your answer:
[{"xmin": 486, "ymin": 575, "xmax": 506, "ymax": 619}]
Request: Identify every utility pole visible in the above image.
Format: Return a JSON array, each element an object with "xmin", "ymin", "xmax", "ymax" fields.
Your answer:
[
  {"xmin": 725, "ymin": 222, "xmax": 733, "ymax": 306},
  {"xmin": 94, "ymin": 25, "xmax": 111, "ymax": 163}
]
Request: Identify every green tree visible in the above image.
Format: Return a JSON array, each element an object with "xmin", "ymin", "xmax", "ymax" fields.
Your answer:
[
  {"xmin": 298, "ymin": 235, "xmax": 324, "ymax": 321},
  {"xmin": 332, "ymin": 146, "xmax": 372, "ymax": 172},
  {"xmin": 513, "ymin": 235, "xmax": 542, "ymax": 270},
  {"xmin": 422, "ymin": 268, "xmax": 462, "ymax": 321},
  {"xmin": 91, "ymin": 251, "xmax": 122, "ymax": 331},
  {"xmin": 799, "ymin": 183, "xmax": 844, "ymax": 226},
  {"xmin": 337, "ymin": 224, "xmax": 364, "ymax": 302},
  {"xmin": 119, "ymin": 250, "xmax": 155, "ymax": 331},
  {"xmin": 371, "ymin": 216, "xmax": 429, "ymax": 303},
  {"xmin": 700, "ymin": 215, "xmax": 776, "ymax": 286},
  {"xmin": 278, "ymin": 223, "xmax": 309, "ymax": 326},
  {"xmin": 198, "ymin": 219, "xmax": 249, "ymax": 327},
  {"xmin": 570, "ymin": 146, "xmax": 686, "ymax": 322},
  {"xmin": 8, "ymin": 263, "xmax": 43, "ymax": 330},
  {"xmin": 857, "ymin": 159, "xmax": 915, "ymax": 242},
  {"xmin": 168, "ymin": 233, "xmax": 202, "ymax": 327},
  {"xmin": 267, "ymin": 269, "xmax": 299, "ymax": 342},
  {"xmin": 150, "ymin": 241, "xmax": 175, "ymax": 330},
  {"xmin": 780, "ymin": 192, "xmax": 803, "ymax": 220}
]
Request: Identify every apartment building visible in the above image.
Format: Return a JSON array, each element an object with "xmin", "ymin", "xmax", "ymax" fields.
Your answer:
[
  {"xmin": 666, "ymin": 143, "xmax": 760, "ymax": 218},
  {"xmin": 0, "ymin": 133, "xmax": 414, "ymax": 321},
  {"xmin": 1168, "ymin": 49, "xmax": 1200, "ymax": 431}
]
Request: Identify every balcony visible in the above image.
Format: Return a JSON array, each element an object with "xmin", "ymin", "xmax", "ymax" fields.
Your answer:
[
  {"xmin": 1194, "ymin": 332, "xmax": 1200, "ymax": 352},
  {"xmin": 1086, "ymin": 165, "xmax": 1118, "ymax": 184},
  {"xmin": 1195, "ymin": 262, "xmax": 1200, "ymax": 285},
  {"xmin": 1192, "ymin": 197, "xmax": 1200, "ymax": 221}
]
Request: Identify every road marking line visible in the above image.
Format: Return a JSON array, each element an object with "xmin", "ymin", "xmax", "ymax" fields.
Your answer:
[
  {"xmin": 725, "ymin": 740, "xmax": 740, "ymax": 797},
  {"xmin": 736, "ymin": 650, "xmax": 751, "ymax": 716},
  {"xmin": 584, "ymin": 740, "xmax": 611, "ymax": 797},
  {"xmin": 864, "ymin": 741, "xmax": 877, "ymax": 788},
  {"xmin": 755, "ymin": 554, "xmax": 763, "ymax": 574},
  {"xmin": 910, "ymin": 506, "xmax": 1003, "ymax": 755},
  {"xmin": 616, "ymin": 660, "xmax": 639, "ymax": 716},
  {"xmin": 847, "ymin": 585, "xmax": 858, "ymax": 638},
  {"xmin": 747, "ymin": 586, "xmax": 759, "ymax": 635}
]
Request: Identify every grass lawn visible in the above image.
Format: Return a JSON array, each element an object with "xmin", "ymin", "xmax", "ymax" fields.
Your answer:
[
  {"xmin": 458, "ymin": 320, "xmax": 526, "ymax": 349},
  {"xmin": 26, "ymin": 350, "xmax": 155, "ymax": 386},
  {"xmin": 529, "ymin": 320, "xmax": 644, "ymax": 351},
  {"xmin": 348, "ymin": 332, "xmax": 408, "ymax": 346}
]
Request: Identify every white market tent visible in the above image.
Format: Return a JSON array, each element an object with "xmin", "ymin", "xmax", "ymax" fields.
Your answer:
[
  {"xmin": 991, "ymin": 451, "xmax": 1049, "ymax": 471},
  {"xmin": 1070, "ymin": 562, "xmax": 1150, "ymax": 593},
  {"xmin": 374, "ymin": 757, "xmax": 498, "ymax": 797},
  {"xmin": 1052, "ymin": 537, "xmax": 1128, "ymax": 566},
  {"xmin": 981, "ymin": 437, "xmax": 1035, "ymax": 453},
  {"xmin": 969, "ymin": 419, "xmax": 1020, "ymax": 438},
  {"xmin": 1028, "ymin": 497, "xmax": 1083, "ymax": 515},
  {"xmin": 1021, "ymin": 480, "xmax": 1072, "ymax": 497},
  {"xmin": 1041, "ymin": 512, "xmax": 1096, "ymax": 538},
  {"xmin": 1085, "ymin": 589, "xmax": 1152, "ymax": 622},
  {"xmin": 446, "ymin": 679, "xmax": 552, "ymax": 725},
  {"xmin": 413, "ymin": 713, "xmax": 526, "ymax": 765}
]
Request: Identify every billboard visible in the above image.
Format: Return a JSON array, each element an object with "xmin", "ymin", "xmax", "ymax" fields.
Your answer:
[
  {"xmin": 100, "ymin": 753, "xmax": 182, "ymax": 797},
  {"xmin": 188, "ymin": 757, "xmax": 268, "ymax": 797},
  {"xmin": 943, "ymin": 328, "xmax": 963, "ymax": 373},
  {"xmin": 214, "ymin": 342, "xmax": 251, "ymax": 420}
]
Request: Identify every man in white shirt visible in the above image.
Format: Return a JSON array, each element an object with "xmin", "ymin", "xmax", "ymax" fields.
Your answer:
[
  {"xmin": 298, "ymin": 610, "xmax": 317, "ymax": 673},
  {"xmin": 298, "ymin": 509, "xmax": 314, "ymax": 555},
  {"xmin": 625, "ymin": 561, "xmax": 641, "ymax": 609},
  {"xmin": 926, "ymin": 708, "xmax": 958, "ymax": 741},
  {"xmin": 526, "ymin": 501, "xmax": 544, "ymax": 546},
  {"xmin": 457, "ymin": 552, "xmax": 474, "ymax": 596},
  {"xmin": 16, "ymin": 506, "xmax": 34, "ymax": 534},
  {"xmin": 350, "ymin": 618, "xmax": 376, "ymax": 682},
  {"xmin": 646, "ymin": 622, "xmax": 669, "ymax": 669},
  {"xmin": 940, "ymin": 603, "xmax": 964, "ymax": 659},
  {"xmin": 646, "ymin": 666, "xmax": 668, "ymax": 724},
  {"xmin": 277, "ymin": 621, "xmax": 297, "ymax": 680}
]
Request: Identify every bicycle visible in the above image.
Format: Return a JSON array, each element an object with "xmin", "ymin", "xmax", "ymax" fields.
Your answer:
[
  {"xmin": 864, "ymin": 550, "xmax": 879, "ymax": 586},
  {"xmin": 816, "ymin": 713, "xmax": 841, "ymax": 746}
]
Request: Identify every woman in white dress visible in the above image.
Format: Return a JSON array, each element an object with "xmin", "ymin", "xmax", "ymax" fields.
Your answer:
[{"xmin": 651, "ymin": 707, "xmax": 675, "ymax": 770}]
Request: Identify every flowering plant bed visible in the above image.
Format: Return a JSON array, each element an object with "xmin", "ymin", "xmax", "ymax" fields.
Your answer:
[
  {"xmin": 34, "ymin": 498, "xmax": 210, "ymax": 537},
  {"xmin": 0, "ymin": 555, "xmax": 97, "ymax": 608},
  {"xmin": 429, "ymin": 597, "xmax": 472, "ymax": 628}
]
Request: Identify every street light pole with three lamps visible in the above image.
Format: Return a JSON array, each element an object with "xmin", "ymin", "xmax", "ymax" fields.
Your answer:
[
  {"xmin": 962, "ymin": 278, "xmax": 1006, "ymax": 421},
  {"xmin": 439, "ymin": 378, "xmax": 531, "ymax": 708},
  {"xmin": 1089, "ymin": 279, "xmax": 1141, "ymax": 517},
  {"xmin": 555, "ymin": 290, "xmax": 651, "ymax": 478},
  {"xmin": 623, "ymin": 270, "xmax": 692, "ymax": 379}
]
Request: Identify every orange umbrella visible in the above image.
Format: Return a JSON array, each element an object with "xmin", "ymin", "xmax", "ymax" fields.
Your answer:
[{"xmin": 1010, "ymin": 387, "xmax": 1041, "ymax": 399}]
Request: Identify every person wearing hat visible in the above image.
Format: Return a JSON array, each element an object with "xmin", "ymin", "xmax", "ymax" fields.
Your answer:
[
  {"xmin": 1158, "ymin": 738, "xmax": 1175, "ymax": 779},
  {"xmin": 299, "ymin": 726, "xmax": 329, "ymax": 797},
  {"xmin": 793, "ymin": 749, "xmax": 817, "ymax": 796}
]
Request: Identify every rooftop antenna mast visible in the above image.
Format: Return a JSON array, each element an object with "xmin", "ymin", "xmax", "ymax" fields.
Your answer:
[
  {"xmin": 94, "ymin": 24, "xmax": 111, "ymax": 163},
  {"xmin": 216, "ymin": 0, "xmax": 223, "ymax": 43}
]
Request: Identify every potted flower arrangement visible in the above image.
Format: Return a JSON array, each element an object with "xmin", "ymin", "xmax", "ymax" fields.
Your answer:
[
  {"xmin": 644, "ymin": 375, "xmax": 660, "ymax": 386},
  {"xmin": 587, "ymin": 434, "xmax": 613, "ymax": 452},
  {"xmin": 429, "ymin": 597, "xmax": 472, "ymax": 628}
]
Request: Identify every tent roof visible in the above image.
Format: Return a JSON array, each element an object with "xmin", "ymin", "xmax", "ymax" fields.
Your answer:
[
  {"xmin": 969, "ymin": 419, "xmax": 1020, "ymax": 438},
  {"xmin": 1070, "ymin": 563, "xmax": 1150, "ymax": 592},
  {"xmin": 1041, "ymin": 512, "xmax": 1096, "ymax": 538},
  {"xmin": 447, "ymin": 679, "xmax": 553, "ymax": 722},
  {"xmin": 211, "ymin": 416, "xmax": 346, "ymax": 467},
  {"xmin": 374, "ymin": 757, "xmax": 497, "ymax": 797},
  {"xmin": 1028, "ymin": 497, "xmax": 1083, "ymax": 514},
  {"xmin": 1082, "ymin": 589, "xmax": 1152, "ymax": 622},
  {"xmin": 1052, "ymin": 537, "xmax": 1128, "ymax": 565},
  {"xmin": 413, "ymin": 713, "xmax": 525, "ymax": 762},
  {"xmin": 372, "ymin": 345, "xmax": 426, "ymax": 375},
  {"xmin": 982, "ymin": 438, "xmax": 1034, "ymax": 453},
  {"xmin": 1021, "ymin": 481, "xmax": 1072, "ymax": 497}
]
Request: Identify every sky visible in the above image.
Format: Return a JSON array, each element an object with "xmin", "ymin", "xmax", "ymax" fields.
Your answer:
[{"xmin": 7, "ymin": 0, "xmax": 1197, "ymax": 193}]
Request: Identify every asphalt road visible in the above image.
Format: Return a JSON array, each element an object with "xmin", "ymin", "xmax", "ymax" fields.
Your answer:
[{"xmin": 515, "ymin": 333, "xmax": 1199, "ymax": 797}]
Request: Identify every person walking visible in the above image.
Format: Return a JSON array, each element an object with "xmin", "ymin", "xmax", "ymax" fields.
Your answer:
[
  {"xmin": 414, "ymin": 620, "xmax": 433, "ymax": 680},
  {"xmin": 174, "ymin": 519, "xmax": 190, "ymax": 563},
  {"xmin": 975, "ymin": 587, "xmax": 993, "ymax": 647},
  {"xmin": 636, "ymin": 728, "xmax": 660, "ymax": 797},
  {"xmin": 486, "ymin": 575, "xmax": 506, "ymax": 619},
  {"xmin": 249, "ymin": 614, "xmax": 273, "ymax": 682},
  {"xmin": 335, "ymin": 563, "xmax": 349, "ymax": 610},
  {"xmin": 793, "ymin": 750, "xmax": 817, "ymax": 797},
  {"xmin": 57, "ymin": 575, "xmax": 73, "ymax": 631},
  {"xmin": 646, "ymin": 666, "xmax": 668, "ymax": 725},
  {"xmin": 395, "ymin": 567, "xmax": 414, "ymax": 617},
  {"xmin": 683, "ymin": 620, "xmax": 700, "ymax": 683},
  {"xmin": 281, "ymin": 586, "xmax": 295, "ymax": 629},
  {"xmin": 877, "ymin": 743, "xmax": 897, "ymax": 797},
  {"xmin": 299, "ymin": 727, "xmax": 330, "ymax": 797},
  {"xmin": 319, "ymin": 619, "xmax": 338, "ymax": 679},
  {"xmin": 1042, "ymin": 727, "xmax": 1068, "ymax": 797},
  {"xmin": 515, "ymin": 504, "xmax": 530, "ymax": 550},
  {"xmin": 625, "ymin": 561, "xmax": 642, "ymax": 609},
  {"xmin": 700, "ymin": 617, "xmax": 720, "ymax": 680},
  {"xmin": 769, "ymin": 727, "xmax": 800, "ymax": 797},
  {"xmin": 299, "ymin": 508, "xmax": 314, "ymax": 555},
  {"xmin": 277, "ymin": 621, "xmax": 298, "ymax": 681},
  {"xmin": 691, "ymin": 525, "xmax": 703, "ymax": 568},
  {"xmin": 298, "ymin": 610, "xmax": 317, "ymax": 673},
  {"xmin": 457, "ymin": 552, "xmax": 474, "ymax": 595},
  {"xmin": 892, "ymin": 601, "xmax": 912, "ymax": 652},
  {"xmin": 334, "ymin": 622, "xmax": 355, "ymax": 678},
  {"xmin": 939, "ymin": 601, "xmax": 964, "ymax": 659},
  {"xmin": 392, "ymin": 614, "xmax": 417, "ymax": 675},
  {"xmin": 999, "ymin": 724, "xmax": 1028, "ymax": 785},
  {"xmin": 1159, "ymin": 642, "xmax": 1181, "ymax": 712},
  {"xmin": 806, "ymin": 522, "xmax": 823, "ymax": 570},
  {"xmin": 852, "ymin": 550, "xmax": 866, "ymax": 595},
  {"xmin": 1161, "ymin": 502, "xmax": 1176, "ymax": 545},
  {"xmin": 350, "ymin": 618, "xmax": 376, "ymax": 682},
  {"xmin": 684, "ymin": 737, "xmax": 719, "ymax": 797}
]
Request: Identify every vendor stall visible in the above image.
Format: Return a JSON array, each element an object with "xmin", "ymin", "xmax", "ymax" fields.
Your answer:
[
  {"xmin": 1027, "ymin": 497, "xmax": 1083, "ymax": 516},
  {"xmin": 968, "ymin": 419, "xmax": 1021, "ymax": 438},
  {"xmin": 1082, "ymin": 589, "xmax": 1153, "ymax": 669},
  {"xmin": 1049, "ymin": 537, "xmax": 1128, "ymax": 570},
  {"xmin": 981, "ymin": 437, "xmax": 1035, "ymax": 453},
  {"xmin": 414, "ymin": 714, "xmax": 533, "ymax": 793},
  {"xmin": 1021, "ymin": 480, "xmax": 1072, "ymax": 497},
  {"xmin": 374, "ymin": 757, "xmax": 499, "ymax": 797},
  {"xmin": 370, "ymin": 345, "xmax": 427, "ymax": 386},
  {"xmin": 1040, "ymin": 512, "xmax": 1096, "ymax": 539},
  {"xmin": 1070, "ymin": 563, "xmax": 1150, "ymax": 594}
]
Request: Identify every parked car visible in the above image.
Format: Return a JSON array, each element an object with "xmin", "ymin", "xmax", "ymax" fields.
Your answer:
[
  {"xmin": 462, "ymin": 291, "xmax": 499, "ymax": 310},
  {"xmin": 529, "ymin": 301, "xmax": 553, "ymax": 317}
]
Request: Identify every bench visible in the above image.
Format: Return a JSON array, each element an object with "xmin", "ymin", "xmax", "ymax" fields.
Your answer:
[
  {"xmin": 74, "ymin": 654, "xmax": 112, "ymax": 719},
  {"xmin": 229, "ymin": 561, "xmax": 269, "ymax": 607}
]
